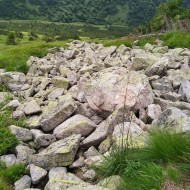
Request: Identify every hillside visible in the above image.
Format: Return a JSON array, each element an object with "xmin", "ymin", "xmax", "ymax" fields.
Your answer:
[{"xmin": 0, "ymin": 0, "xmax": 166, "ymax": 26}]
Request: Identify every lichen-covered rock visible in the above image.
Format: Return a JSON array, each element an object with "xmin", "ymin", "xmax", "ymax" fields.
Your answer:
[
  {"xmin": 112, "ymin": 122, "xmax": 147, "ymax": 147},
  {"xmin": 14, "ymin": 175, "xmax": 31, "ymax": 190},
  {"xmin": 29, "ymin": 134, "xmax": 81, "ymax": 170},
  {"xmin": 31, "ymin": 129, "xmax": 56, "ymax": 149},
  {"xmin": 0, "ymin": 154, "xmax": 17, "ymax": 167},
  {"xmin": 24, "ymin": 100, "xmax": 42, "ymax": 115},
  {"xmin": 152, "ymin": 107, "xmax": 190, "ymax": 132},
  {"xmin": 53, "ymin": 114, "xmax": 96, "ymax": 139},
  {"xmin": 9, "ymin": 125, "xmax": 32, "ymax": 142},
  {"xmin": 29, "ymin": 164, "xmax": 47, "ymax": 184},
  {"xmin": 45, "ymin": 172, "xmax": 111, "ymax": 190},
  {"xmin": 98, "ymin": 175, "xmax": 124, "ymax": 190},
  {"xmin": 79, "ymin": 67, "xmax": 154, "ymax": 115},
  {"xmin": 52, "ymin": 76, "xmax": 70, "ymax": 89},
  {"xmin": 15, "ymin": 145, "xmax": 36, "ymax": 165},
  {"xmin": 178, "ymin": 79, "xmax": 190, "ymax": 103},
  {"xmin": 40, "ymin": 95, "xmax": 77, "ymax": 131}
]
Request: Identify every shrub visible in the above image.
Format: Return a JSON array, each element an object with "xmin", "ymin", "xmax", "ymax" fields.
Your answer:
[
  {"xmin": 0, "ymin": 128, "xmax": 18, "ymax": 156},
  {"xmin": 6, "ymin": 32, "xmax": 17, "ymax": 45}
]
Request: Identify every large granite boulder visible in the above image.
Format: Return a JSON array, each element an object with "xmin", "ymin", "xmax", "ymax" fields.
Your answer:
[
  {"xmin": 29, "ymin": 134, "xmax": 81, "ymax": 170},
  {"xmin": 79, "ymin": 67, "xmax": 154, "ymax": 115}
]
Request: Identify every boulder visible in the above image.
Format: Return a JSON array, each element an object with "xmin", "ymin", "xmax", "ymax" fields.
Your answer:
[
  {"xmin": 178, "ymin": 79, "xmax": 190, "ymax": 102},
  {"xmin": 152, "ymin": 107, "xmax": 190, "ymax": 133},
  {"xmin": 40, "ymin": 95, "xmax": 77, "ymax": 131},
  {"xmin": 52, "ymin": 76, "xmax": 70, "ymax": 89},
  {"xmin": 14, "ymin": 175, "xmax": 32, "ymax": 190},
  {"xmin": 29, "ymin": 134, "xmax": 81, "ymax": 170},
  {"xmin": 147, "ymin": 104, "xmax": 162, "ymax": 121},
  {"xmin": 0, "ymin": 154, "xmax": 17, "ymax": 167},
  {"xmin": 15, "ymin": 145, "xmax": 36, "ymax": 165},
  {"xmin": 152, "ymin": 46, "xmax": 168, "ymax": 54},
  {"xmin": 49, "ymin": 167, "xmax": 67, "ymax": 179},
  {"xmin": 112, "ymin": 122, "xmax": 147, "ymax": 147},
  {"xmin": 79, "ymin": 67, "xmax": 154, "ymax": 115},
  {"xmin": 53, "ymin": 114, "xmax": 96, "ymax": 140},
  {"xmin": 31, "ymin": 129, "xmax": 56, "ymax": 149},
  {"xmin": 9, "ymin": 125, "xmax": 32, "ymax": 142},
  {"xmin": 29, "ymin": 164, "xmax": 47, "ymax": 184},
  {"xmin": 24, "ymin": 100, "xmax": 42, "ymax": 115}
]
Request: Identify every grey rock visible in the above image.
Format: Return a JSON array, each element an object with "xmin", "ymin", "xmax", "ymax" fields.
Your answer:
[
  {"xmin": 84, "ymin": 146, "xmax": 100, "ymax": 159},
  {"xmin": 24, "ymin": 100, "xmax": 42, "ymax": 115},
  {"xmin": 151, "ymin": 77, "xmax": 173, "ymax": 93},
  {"xmin": 31, "ymin": 129, "xmax": 56, "ymax": 149},
  {"xmin": 40, "ymin": 95, "xmax": 77, "ymax": 131},
  {"xmin": 152, "ymin": 107, "xmax": 190, "ymax": 132},
  {"xmin": 49, "ymin": 167, "xmax": 67, "ymax": 179},
  {"xmin": 29, "ymin": 134, "xmax": 81, "ymax": 170},
  {"xmin": 69, "ymin": 157, "xmax": 84, "ymax": 169},
  {"xmin": 14, "ymin": 175, "xmax": 31, "ymax": 190},
  {"xmin": 29, "ymin": 164, "xmax": 47, "ymax": 184},
  {"xmin": 53, "ymin": 114, "xmax": 96, "ymax": 140},
  {"xmin": 48, "ymin": 88, "xmax": 64, "ymax": 100},
  {"xmin": 179, "ymin": 79, "xmax": 190, "ymax": 102},
  {"xmin": 9, "ymin": 125, "xmax": 32, "ymax": 142},
  {"xmin": 15, "ymin": 145, "xmax": 36, "ymax": 165},
  {"xmin": 2, "ymin": 99, "xmax": 21, "ymax": 110},
  {"xmin": 147, "ymin": 104, "xmax": 162, "ymax": 121},
  {"xmin": 0, "ymin": 154, "xmax": 17, "ymax": 167}
]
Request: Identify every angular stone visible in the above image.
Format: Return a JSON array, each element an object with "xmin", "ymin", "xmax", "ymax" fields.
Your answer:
[
  {"xmin": 29, "ymin": 134, "xmax": 81, "ymax": 170},
  {"xmin": 131, "ymin": 53, "xmax": 160, "ymax": 70},
  {"xmin": 151, "ymin": 77, "xmax": 173, "ymax": 93},
  {"xmin": 54, "ymin": 114, "xmax": 96, "ymax": 140},
  {"xmin": 9, "ymin": 125, "xmax": 32, "ymax": 142},
  {"xmin": 81, "ymin": 108, "xmax": 131, "ymax": 147},
  {"xmin": 49, "ymin": 167, "xmax": 67, "ymax": 179},
  {"xmin": 0, "ymin": 154, "xmax": 17, "ymax": 167},
  {"xmin": 15, "ymin": 145, "xmax": 36, "ymax": 165},
  {"xmin": 163, "ymin": 92, "xmax": 182, "ymax": 102},
  {"xmin": 52, "ymin": 76, "xmax": 70, "ymax": 89},
  {"xmin": 24, "ymin": 100, "xmax": 42, "ymax": 115},
  {"xmin": 40, "ymin": 95, "xmax": 77, "ymax": 131},
  {"xmin": 152, "ymin": 107, "xmax": 190, "ymax": 133},
  {"xmin": 31, "ymin": 129, "xmax": 56, "ymax": 149},
  {"xmin": 69, "ymin": 157, "xmax": 85, "ymax": 169},
  {"xmin": 152, "ymin": 46, "xmax": 168, "ymax": 54},
  {"xmin": 147, "ymin": 104, "xmax": 162, "ymax": 121},
  {"xmin": 29, "ymin": 164, "xmax": 47, "ymax": 184},
  {"xmin": 2, "ymin": 100, "xmax": 21, "ymax": 110},
  {"xmin": 14, "ymin": 175, "xmax": 31, "ymax": 190},
  {"xmin": 98, "ymin": 175, "xmax": 124, "ymax": 190},
  {"xmin": 178, "ymin": 79, "xmax": 190, "ymax": 102},
  {"xmin": 112, "ymin": 122, "xmax": 147, "ymax": 147},
  {"xmin": 48, "ymin": 88, "xmax": 64, "ymax": 100},
  {"xmin": 84, "ymin": 146, "xmax": 100, "ymax": 159}
]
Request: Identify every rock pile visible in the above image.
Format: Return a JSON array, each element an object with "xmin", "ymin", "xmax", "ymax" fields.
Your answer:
[{"xmin": 1, "ymin": 40, "xmax": 190, "ymax": 189}]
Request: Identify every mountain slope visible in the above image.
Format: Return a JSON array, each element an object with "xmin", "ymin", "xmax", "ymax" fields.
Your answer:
[{"xmin": 0, "ymin": 0, "xmax": 165, "ymax": 26}]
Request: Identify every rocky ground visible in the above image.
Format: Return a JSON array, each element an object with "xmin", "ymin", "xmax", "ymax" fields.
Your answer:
[{"xmin": 1, "ymin": 40, "xmax": 190, "ymax": 190}]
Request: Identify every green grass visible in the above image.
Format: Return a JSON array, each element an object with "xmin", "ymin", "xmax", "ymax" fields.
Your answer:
[
  {"xmin": 161, "ymin": 31, "xmax": 190, "ymax": 48},
  {"xmin": 95, "ymin": 130, "xmax": 190, "ymax": 190},
  {"xmin": 0, "ymin": 34, "xmax": 68, "ymax": 73},
  {"xmin": 0, "ymin": 163, "xmax": 27, "ymax": 184}
]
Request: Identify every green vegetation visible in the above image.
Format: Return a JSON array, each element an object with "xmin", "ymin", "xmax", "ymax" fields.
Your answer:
[
  {"xmin": 161, "ymin": 30, "xmax": 190, "ymax": 48},
  {"xmin": 0, "ymin": 0, "xmax": 166, "ymax": 26},
  {"xmin": 0, "ymin": 163, "xmax": 27, "ymax": 190},
  {"xmin": 0, "ymin": 85, "xmax": 25, "ymax": 156},
  {"xmin": 94, "ymin": 130, "xmax": 190, "ymax": 189}
]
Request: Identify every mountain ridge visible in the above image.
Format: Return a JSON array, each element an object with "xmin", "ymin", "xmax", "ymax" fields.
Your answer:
[{"xmin": 0, "ymin": 0, "xmax": 166, "ymax": 26}]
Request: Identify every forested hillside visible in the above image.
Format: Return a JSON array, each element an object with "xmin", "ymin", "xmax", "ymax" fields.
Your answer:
[{"xmin": 0, "ymin": 0, "xmax": 165, "ymax": 26}]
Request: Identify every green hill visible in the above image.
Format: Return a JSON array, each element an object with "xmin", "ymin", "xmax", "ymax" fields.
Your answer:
[{"xmin": 0, "ymin": 0, "xmax": 165, "ymax": 26}]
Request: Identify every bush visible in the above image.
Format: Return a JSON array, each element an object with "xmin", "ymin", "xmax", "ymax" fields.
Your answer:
[
  {"xmin": 0, "ymin": 128, "xmax": 18, "ymax": 156},
  {"xmin": 6, "ymin": 32, "xmax": 17, "ymax": 45},
  {"xmin": 0, "ymin": 163, "xmax": 26, "ymax": 184},
  {"xmin": 42, "ymin": 35, "xmax": 55, "ymax": 43}
]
